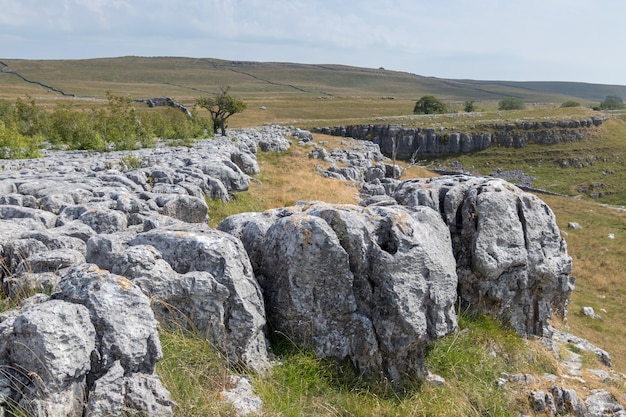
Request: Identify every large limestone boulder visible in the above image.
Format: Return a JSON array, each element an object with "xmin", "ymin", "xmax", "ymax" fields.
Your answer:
[
  {"xmin": 0, "ymin": 298, "xmax": 95, "ymax": 416},
  {"xmin": 392, "ymin": 175, "xmax": 574, "ymax": 337},
  {"xmin": 56, "ymin": 264, "xmax": 174, "ymax": 416},
  {"xmin": 129, "ymin": 224, "xmax": 270, "ymax": 373},
  {"xmin": 219, "ymin": 201, "xmax": 458, "ymax": 382}
]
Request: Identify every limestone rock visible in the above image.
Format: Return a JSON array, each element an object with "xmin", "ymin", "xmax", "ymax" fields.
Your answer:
[
  {"xmin": 220, "ymin": 201, "xmax": 458, "ymax": 382},
  {"xmin": 129, "ymin": 224, "xmax": 270, "ymax": 372},
  {"xmin": 0, "ymin": 299, "xmax": 95, "ymax": 416},
  {"xmin": 391, "ymin": 175, "xmax": 573, "ymax": 337}
]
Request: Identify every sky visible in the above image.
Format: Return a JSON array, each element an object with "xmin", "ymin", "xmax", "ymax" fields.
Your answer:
[{"xmin": 1, "ymin": 0, "xmax": 625, "ymax": 85}]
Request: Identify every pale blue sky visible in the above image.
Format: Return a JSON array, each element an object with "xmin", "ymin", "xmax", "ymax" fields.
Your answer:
[{"xmin": 1, "ymin": 0, "xmax": 625, "ymax": 85}]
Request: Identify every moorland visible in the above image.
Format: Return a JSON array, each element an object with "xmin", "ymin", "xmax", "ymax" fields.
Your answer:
[{"xmin": 1, "ymin": 56, "xmax": 626, "ymax": 416}]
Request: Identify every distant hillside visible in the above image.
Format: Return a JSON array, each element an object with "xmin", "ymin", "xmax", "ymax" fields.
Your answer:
[{"xmin": 1, "ymin": 56, "xmax": 624, "ymax": 104}]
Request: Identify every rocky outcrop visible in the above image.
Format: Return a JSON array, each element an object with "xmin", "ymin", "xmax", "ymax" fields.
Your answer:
[
  {"xmin": 219, "ymin": 201, "xmax": 459, "ymax": 382},
  {"xmin": 389, "ymin": 175, "xmax": 574, "ymax": 337},
  {"xmin": 315, "ymin": 118, "xmax": 603, "ymax": 159},
  {"xmin": 0, "ymin": 127, "xmax": 292, "ymax": 415},
  {"xmin": 0, "ymin": 265, "xmax": 174, "ymax": 416},
  {"xmin": 0, "ymin": 124, "xmax": 619, "ymax": 414},
  {"xmin": 309, "ymin": 138, "xmax": 401, "ymax": 183}
]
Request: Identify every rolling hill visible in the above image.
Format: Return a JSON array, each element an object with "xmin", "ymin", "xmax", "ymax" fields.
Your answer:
[{"xmin": 1, "ymin": 56, "xmax": 624, "ymax": 104}]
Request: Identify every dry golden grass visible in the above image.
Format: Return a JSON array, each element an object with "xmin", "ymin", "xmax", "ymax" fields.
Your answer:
[{"xmin": 542, "ymin": 195, "xmax": 626, "ymax": 372}]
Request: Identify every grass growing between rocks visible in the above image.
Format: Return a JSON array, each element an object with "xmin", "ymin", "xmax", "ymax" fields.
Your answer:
[
  {"xmin": 157, "ymin": 327, "xmax": 237, "ymax": 417},
  {"xmin": 252, "ymin": 314, "xmax": 557, "ymax": 417}
]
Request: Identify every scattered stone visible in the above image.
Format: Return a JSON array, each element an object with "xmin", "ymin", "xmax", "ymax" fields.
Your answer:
[
  {"xmin": 553, "ymin": 330, "xmax": 612, "ymax": 367},
  {"xmin": 222, "ymin": 375, "xmax": 263, "ymax": 417},
  {"xmin": 585, "ymin": 390, "xmax": 626, "ymax": 417},
  {"xmin": 582, "ymin": 306, "xmax": 602, "ymax": 319},
  {"xmin": 568, "ymin": 222, "xmax": 583, "ymax": 229}
]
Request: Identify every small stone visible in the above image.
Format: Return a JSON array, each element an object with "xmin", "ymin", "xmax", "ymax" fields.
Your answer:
[
  {"xmin": 425, "ymin": 371, "xmax": 446, "ymax": 387},
  {"xmin": 567, "ymin": 222, "xmax": 582, "ymax": 229},
  {"xmin": 582, "ymin": 306, "xmax": 601, "ymax": 319}
]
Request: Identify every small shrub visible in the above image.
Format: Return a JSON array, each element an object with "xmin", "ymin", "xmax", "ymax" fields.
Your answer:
[
  {"xmin": 464, "ymin": 100, "xmax": 476, "ymax": 112},
  {"xmin": 498, "ymin": 97, "xmax": 525, "ymax": 110},
  {"xmin": 413, "ymin": 95, "xmax": 447, "ymax": 115},
  {"xmin": 118, "ymin": 154, "xmax": 144, "ymax": 171},
  {"xmin": 561, "ymin": 100, "xmax": 581, "ymax": 108},
  {"xmin": 599, "ymin": 95, "xmax": 625, "ymax": 110},
  {"xmin": 0, "ymin": 121, "xmax": 42, "ymax": 159}
]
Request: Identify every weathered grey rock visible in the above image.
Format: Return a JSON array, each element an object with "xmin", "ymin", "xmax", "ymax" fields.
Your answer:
[
  {"xmin": 220, "ymin": 202, "xmax": 458, "ymax": 382},
  {"xmin": 79, "ymin": 207, "xmax": 128, "ymax": 234},
  {"xmin": 159, "ymin": 194, "xmax": 209, "ymax": 223},
  {"xmin": 582, "ymin": 306, "xmax": 601, "ymax": 319},
  {"xmin": 293, "ymin": 127, "xmax": 313, "ymax": 142},
  {"xmin": 104, "ymin": 244, "xmax": 232, "ymax": 357},
  {"xmin": 552, "ymin": 330, "xmax": 612, "ymax": 366},
  {"xmin": 318, "ymin": 119, "xmax": 603, "ymax": 159},
  {"xmin": 585, "ymin": 390, "xmax": 626, "ymax": 417},
  {"xmin": 129, "ymin": 225, "xmax": 270, "ymax": 372},
  {"xmin": 0, "ymin": 299, "xmax": 95, "ymax": 416},
  {"xmin": 222, "ymin": 375, "xmax": 263, "ymax": 417},
  {"xmin": 551, "ymin": 386, "xmax": 586, "ymax": 416},
  {"xmin": 258, "ymin": 136, "xmax": 291, "ymax": 152},
  {"xmin": 200, "ymin": 160, "xmax": 249, "ymax": 192},
  {"xmin": 217, "ymin": 211, "xmax": 277, "ymax": 271},
  {"xmin": 0, "ymin": 205, "xmax": 57, "ymax": 228},
  {"xmin": 231, "ymin": 150, "xmax": 261, "ymax": 175},
  {"xmin": 391, "ymin": 175, "xmax": 573, "ymax": 337},
  {"xmin": 56, "ymin": 264, "xmax": 164, "ymax": 376}
]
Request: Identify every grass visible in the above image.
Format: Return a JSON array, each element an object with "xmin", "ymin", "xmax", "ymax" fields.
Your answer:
[
  {"xmin": 251, "ymin": 314, "xmax": 558, "ymax": 417},
  {"xmin": 157, "ymin": 327, "xmax": 236, "ymax": 417}
]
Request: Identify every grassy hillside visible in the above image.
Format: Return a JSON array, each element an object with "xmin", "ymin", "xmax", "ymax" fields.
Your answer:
[{"xmin": 2, "ymin": 56, "xmax": 624, "ymax": 106}]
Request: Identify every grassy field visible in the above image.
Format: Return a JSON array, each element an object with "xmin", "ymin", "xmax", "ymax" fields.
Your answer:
[{"xmin": 2, "ymin": 56, "xmax": 626, "ymax": 415}]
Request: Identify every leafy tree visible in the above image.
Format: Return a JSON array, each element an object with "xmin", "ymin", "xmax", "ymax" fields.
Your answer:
[
  {"xmin": 413, "ymin": 96, "xmax": 447, "ymax": 115},
  {"xmin": 560, "ymin": 100, "xmax": 580, "ymax": 108},
  {"xmin": 49, "ymin": 103, "xmax": 103, "ymax": 150},
  {"xmin": 196, "ymin": 87, "xmax": 247, "ymax": 136},
  {"xmin": 464, "ymin": 100, "xmax": 476, "ymax": 112},
  {"xmin": 95, "ymin": 92, "xmax": 152, "ymax": 150},
  {"xmin": 498, "ymin": 97, "xmax": 525, "ymax": 111},
  {"xmin": 14, "ymin": 96, "xmax": 49, "ymax": 137},
  {"xmin": 599, "ymin": 95, "xmax": 625, "ymax": 110}
]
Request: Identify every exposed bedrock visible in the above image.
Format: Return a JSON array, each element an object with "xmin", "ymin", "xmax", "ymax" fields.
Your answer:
[
  {"xmin": 315, "ymin": 118, "xmax": 603, "ymax": 159},
  {"xmin": 219, "ymin": 201, "xmax": 459, "ymax": 382},
  {"xmin": 390, "ymin": 175, "xmax": 574, "ymax": 337}
]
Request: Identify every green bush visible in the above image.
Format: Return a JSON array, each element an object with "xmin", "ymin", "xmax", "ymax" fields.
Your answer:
[
  {"xmin": 599, "ymin": 95, "xmax": 625, "ymax": 110},
  {"xmin": 0, "ymin": 121, "xmax": 43, "ymax": 159},
  {"xmin": 464, "ymin": 100, "xmax": 476, "ymax": 112},
  {"xmin": 561, "ymin": 100, "xmax": 581, "ymax": 108},
  {"xmin": 49, "ymin": 104, "xmax": 104, "ymax": 151},
  {"xmin": 498, "ymin": 97, "xmax": 525, "ymax": 110},
  {"xmin": 413, "ymin": 95, "xmax": 447, "ymax": 114}
]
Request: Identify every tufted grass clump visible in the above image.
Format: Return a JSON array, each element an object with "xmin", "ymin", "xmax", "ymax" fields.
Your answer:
[
  {"xmin": 252, "ymin": 314, "xmax": 558, "ymax": 417},
  {"xmin": 157, "ymin": 327, "xmax": 236, "ymax": 417}
]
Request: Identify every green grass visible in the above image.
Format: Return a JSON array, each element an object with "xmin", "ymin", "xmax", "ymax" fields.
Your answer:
[
  {"xmin": 429, "ymin": 117, "xmax": 626, "ymax": 205},
  {"xmin": 157, "ymin": 327, "xmax": 236, "ymax": 417},
  {"xmin": 251, "ymin": 314, "xmax": 556, "ymax": 417}
]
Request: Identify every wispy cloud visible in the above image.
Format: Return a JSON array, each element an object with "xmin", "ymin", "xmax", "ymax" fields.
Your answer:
[{"xmin": 1, "ymin": 0, "xmax": 625, "ymax": 84}]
